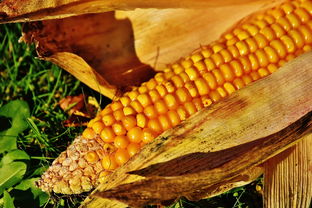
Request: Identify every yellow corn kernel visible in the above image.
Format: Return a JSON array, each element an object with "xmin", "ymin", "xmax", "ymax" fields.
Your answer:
[
  {"xmin": 155, "ymin": 73, "xmax": 166, "ymax": 83},
  {"xmin": 238, "ymin": 56, "xmax": 252, "ymax": 74},
  {"xmin": 100, "ymin": 127, "xmax": 115, "ymax": 143},
  {"xmin": 115, "ymin": 149, "xmax": 130, "ymax": 166},
  {"xmin": 137, "ymin": 93, "xmax": 152, "ymax": 108},
  {"xmin": 191, "ymin": 53, "xmax": 204, "ymax": 63},
  {"xmin": 92, "ymin": 121, "xmax": 105, "ymax": 134},
  {"xmin": 130, "ymin": 100, "xmax": 144, "ymax": 113},
  {"xmin": 122, "ymin": 116, "xmax": 137, "ymax": 131},
  {"xmin": 289, "ymin": 30, "xmax": 305, "ymax": 48},
  {"xmin": 264, "ymin": 46, "xmax": 279, "ymax": 63},
  {"xmin": 242, "ymin": 74, "xmax": 253, "ymax": 85},
  {"xmin": 271, "ymin": 23, "xmax": 286, "ymax": 38},
  {"xmin": 216, "ymin": 87, "xmax": 227, "ymax": 98},
  {"xmin": 113, "ymin": 109, "xmax": 124, "ymax": 121},
  {"xmin": 243, "ymin": 23, "xmax": 259, "ymax": 36},
  {"xmin": 201, "ymin": 48, "xmax": 213, "ymax": 58},
  {"xmin": 164, "ymin": 94, "xmax": 179, "ymax": 110},
  {"xmin": 203, "ymin": 72, "xmax": 217, "ymax": 90},
  {"xmin": 286, "ymin": 13, "xmax": 301, "ymax": 28},
  {"xmin": 176, "ymin": 88, "xmax": 192, "ymax": 103},
  {"xmin": 185, "ymin": 82, "xmax": 199, "ymax": 98},
  {"xmin": 127, "ymin": 90, "xmax": 139, "ymax": 101},
  {"xmin": 127, "ymin": 127, "xmax": 143, "ymax": 143},
  {"xmin": 181, "ymin": 59, "xmax": 193, "ymax": 69},
  {"xmin": 260, "ymin": 27, "xmax": 276, "ymax": 41},
  {"xmin": 295, "ymin": 8, "xmax": 310, "ymax": 22},
  {"xmin": 193, "ymin": 97, "xmax": 204, "ymax": 111},
  {"xmin": 267, "ymin": 64, "xmax": 278, "ymax": 73},
  {"xmin": 220, "ymin": 64, "xmax": 235, "ymax": 81},
  {"xmin": 138, "ymin": 85, "xmax": 148, "ymax": 94},
  {"xmin": 277, "ymin": 17, "xmax": 292, "ymax": 31},
  {"xmin": 127, "ymin": 143, "xmax": 140, "ymax": 157},
  {"xmin": 184, "ymin": 102, "xmax": 197, "ymax": 116},
  {"xmin": 176, "ymin": 106, "xmax": 188, "ymax": 121},
  {"xmin": 146, "ymin": 79, "xmax": 157, "ymax": 90},
  {"xmin": 101, "ymin": 154, "xmax": 118, "ymax": 170},
  {"xmin": 158, "ymin": 114, "xmax": 172, "ymax": 131},
  {"xmin": 232, "ymin": 77, "xmax": 245, "ymax": 90},
  {"xmin": 212, "ymin": 69, "xmax": 225, "ymax": 85},
  {"xmin": 154, "ymin": 100, "xmax": 168, "ymax": 114},
  {"xmin": 227, "ymin": 45, "xmax": 240, "ymax": 58},
  {"xmin": 236, "ymin": 41, "xmax": 249, "ymax": 55},
  {"xmin": 281, "ymin": 35, "xmax": 296, "ymax": 53},
  {"xmin": 114, "ymin": 135, "xmax": 129, "ymax": 149},
  {"xmin": 102, "ymin": 114, "xmax": 115, "ymax": 126},
  {"xmin": 167, "ymin": 110, "xmax": 181, "ymax": 126},
  {"xmin": 230, "ymin": 60, "xmax": 243, "ymax": 77},
  {"xmin": 112, "ymin": 122, "xmax": 126, "ymax": 136},
  {"xmin": 194, "ymin": 78, "xmax": 210, "ymax": 96},
  {"xmin": 144, "ymin": 105, "xmax": 158, "ymax": 119},
  {"xmin": 224, "ymin": 83, "xmax": 236, "ymax": 94},
  {"xmin": 82, "ymin": 128, "xmax": 96, "ymax": 139},
  {"xmin": 258, "ymin": 68, "xmax": 270, "ymax": 77},
  {"xmin": 249, "ymin": 53, "xmax": 261, "ymax": 71},
  {"xmin": 149, "ymin": 89, "xmax": 161, "ymax": 103},
  {"xmin": 120, "ymin": 96, "xmax": 131, "ymax": 107},
  {"xmin": 245, "ymin": 37, "xmax": 258, "ymax": 52},
  {"xmin": 123, "ymin": 106, "xmax": 136, "ymax": 116},
  {"xmin": 211, "ymin": 53, "xmax": 224, "ymax": 66},
  {"xmin": 209, "ymin": 90, "xmax": 222, "ymax": 102},
  {"xmin": 219, "ymin": 49, "xmax": 233, "ymax": 63},
  {"xmin": 171, "ymin": 75, "xmax": 184, "ymax": 88},
  {"xmin": 147, "ymin": 119, "xmax": 162, "ymax": 134},
  {"xmin": 255, "ymin": 49, "xmax": 269, "ymax": 67},
  {"xmin": 155, "ymin": 85, "xmax": 168, "ymax": 97},
  {"xmin": 270, "ymin": 39, "xmax": 287, "ymax": 58},
  {"xmin": 254, "ymin": 33, "xmax": 269, "ymax": 48},
  {"xmin": 142, "ymin": 128, "xmax": 157, "ymax": 144},
  {"xmin": 136, "ymin": 113, "xmax": 147, "ymax": 128},
  {"xmin": 111, "ymin": 101, "xmax": 123, "ymax": 111},
  {"xmin": 298, "ymin": 25, "xmax": 312, "ymax": 43}
]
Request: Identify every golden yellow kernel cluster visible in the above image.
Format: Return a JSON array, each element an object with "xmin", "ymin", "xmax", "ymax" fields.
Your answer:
[{"xmin": 81, "ymin": 0, "xmax": 312, "ymax": 179}]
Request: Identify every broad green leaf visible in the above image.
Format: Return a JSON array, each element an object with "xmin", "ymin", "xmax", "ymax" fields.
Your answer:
[
  {"xmin": 3, "ymin": 191, "xmax": 15, "ymax": 208},
  {"xmin": 0, "ymin": 150, "xmax": 30, "ymax": 167},
  {"xmin": 15, "ymin": 178, "xmax": 49, "ymax": 206},
  {"xmin": 0, "ymin": 162, "xmax": 27, "ymax": 195},
  {"xmin": 0, "ymin": 100, "xmax": 30, "ymax": 153}
]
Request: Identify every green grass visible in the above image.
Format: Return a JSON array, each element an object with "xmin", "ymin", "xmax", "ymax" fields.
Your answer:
[{"xmin": 0, "ymin": 23, "xmax": 263, "ymax": 208}]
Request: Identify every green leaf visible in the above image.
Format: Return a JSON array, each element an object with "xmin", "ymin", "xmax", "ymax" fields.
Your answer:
[
  {"xmin": 15, "ymin": 178, "xmax": 49, "ymax": 206},
  {"xmin": 3, "ymin": 191, "xmax": 15, "ymax": 208},
  {"xmin": 0, "ymin": 100, "xmax": 30, "ymax": 153},
  {"xmin": 0, "ymin": 162, "xmax": 27, "ymax": 195},
  {"xmin": 0, "ymin": 150, "xmax": 30, "ymax": 167}
]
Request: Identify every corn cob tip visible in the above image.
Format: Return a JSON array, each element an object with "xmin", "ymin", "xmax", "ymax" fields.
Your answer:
[{"xmin": 37, "ymin": 136, "xmax": 108, "ymax": 194}]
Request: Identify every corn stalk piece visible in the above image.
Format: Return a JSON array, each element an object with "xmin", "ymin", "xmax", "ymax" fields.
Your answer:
[
  {"xmin": 82, "ymin": 52, "xmax": 312, "ymax": 207},
  {"xmin": 264, "ymin": 134, "xmax": 312, "ymax": 208}
]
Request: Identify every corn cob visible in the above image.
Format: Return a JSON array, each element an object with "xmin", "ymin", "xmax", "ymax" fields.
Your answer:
[{"xmin": 37, "ymin": 0, "xmax": 312, "ymax": 194}]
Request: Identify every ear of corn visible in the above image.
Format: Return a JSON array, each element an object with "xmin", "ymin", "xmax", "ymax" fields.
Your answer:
[{"xmin": 37, "ymin": 0, "xmax": 312, "ymax": 194}]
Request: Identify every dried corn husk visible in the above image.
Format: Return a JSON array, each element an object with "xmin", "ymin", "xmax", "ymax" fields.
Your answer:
[{"xmin": 19, "ymin": 0, "xmax": 282, "ymax": 98}]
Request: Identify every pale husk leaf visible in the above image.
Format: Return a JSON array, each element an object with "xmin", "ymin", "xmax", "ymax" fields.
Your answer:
[{"xmin": 21, "ymin": 0, "xmax": 282, "ymax": 99}]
